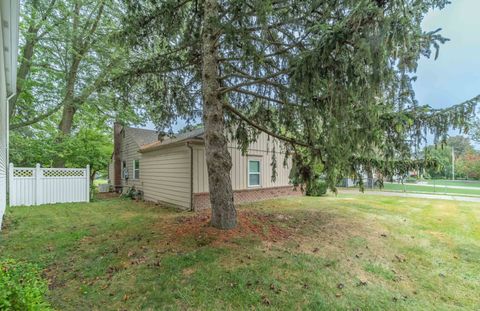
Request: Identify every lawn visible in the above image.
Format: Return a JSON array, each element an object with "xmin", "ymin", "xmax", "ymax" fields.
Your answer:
[
  {"xmin": 422, "ymin": 180, "xmax": 480, "ymax": 188},
  {"xmin": 1, "ymin": 195, "xmax": 479, "ymax": 310},
  {"xmin": 383, "ymin": 183, "xmax": 480, "ymax": 196}
]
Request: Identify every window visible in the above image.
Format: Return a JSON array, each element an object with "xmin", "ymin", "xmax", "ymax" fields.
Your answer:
[
  {"xmin": 122, "ymin": 161, "xmax": 128, "ymax": 180},
  {"xmin": 133, "ymin": 159, "xmax": 140, "ymax": 179},
  {"xmin": 248, "ymin": 159, "xmax": 261, "ymax": 187}
]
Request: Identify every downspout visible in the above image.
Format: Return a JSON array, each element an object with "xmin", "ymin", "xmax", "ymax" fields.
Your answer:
[
  {"xmin": 186, "ymin": 142, "xmax": 194, "ymax": 212},
  {"xmin": 6, "ymin": 93, "xmax": 15, "ymax": 191}
]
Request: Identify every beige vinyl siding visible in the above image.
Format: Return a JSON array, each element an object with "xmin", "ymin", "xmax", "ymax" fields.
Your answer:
[
  {"xmin": 193, "ymin": 132, "xmax": 291, "ymax": 193},
  {"xmin": 120, "ymin": 130, "xmax": 143, "ymax": 190},
  {"xmin": 140, "ymin": 146, "xmax": 191, "ymax": 209}
]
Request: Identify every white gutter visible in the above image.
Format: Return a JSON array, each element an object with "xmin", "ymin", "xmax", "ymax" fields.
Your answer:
[
  {"xmin": 6, "ymin": 92, "xmax": 15, "ymax": 173},
  {"xmin": 6, "ymin": 93, "xmax": 14, "ymax": 101}
]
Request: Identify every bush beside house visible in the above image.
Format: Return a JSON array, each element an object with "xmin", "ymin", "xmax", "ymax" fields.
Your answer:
[{"xmin": 0, "ymin": 259, "xmax": 51, "ymax": 310}]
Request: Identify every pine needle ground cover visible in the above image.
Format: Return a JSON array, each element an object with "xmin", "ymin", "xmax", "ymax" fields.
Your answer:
[{"xmin": 1, "ymin": 196, "xmax": 479, "ymax": 310}]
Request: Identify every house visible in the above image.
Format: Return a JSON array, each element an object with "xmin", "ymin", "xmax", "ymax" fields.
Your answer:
[
  {"xmin": 109, "ymin": 124, "xmax": 300, "ymax": 210},
  {"xmin": 0, "ymin": 0, "xmax": 19, "ymax": 227}
]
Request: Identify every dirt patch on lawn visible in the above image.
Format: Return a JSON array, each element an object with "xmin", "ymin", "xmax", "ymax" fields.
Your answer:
[
  {"xmin": 168, "ymin": 210, "xmax": 292, "ymax": 246},
  {"xmin": 95, "ymin": 192, "xmax": 121, "ymax": 200}
]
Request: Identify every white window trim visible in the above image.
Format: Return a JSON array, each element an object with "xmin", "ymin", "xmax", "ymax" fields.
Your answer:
[
  {"xmin": 133, "ymin": 159, "xmax": 140, "ymax": 180},
  {"xmin": 248, "ymin": 159, "xmax": 261, "ymax": 188}
]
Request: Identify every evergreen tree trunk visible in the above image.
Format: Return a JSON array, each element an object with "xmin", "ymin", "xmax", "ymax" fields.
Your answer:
[{"xmin": 201, "ymin": 0, "xmax": 236, "ymax": 229}]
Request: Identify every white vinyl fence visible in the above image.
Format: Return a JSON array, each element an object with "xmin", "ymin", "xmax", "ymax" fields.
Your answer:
[{"xmin": 9, "ymin": 163, "xmax": 90, "ymax": 206}]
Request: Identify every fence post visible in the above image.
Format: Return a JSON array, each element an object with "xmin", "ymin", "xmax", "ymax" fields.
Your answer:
[
  {"xmin": 9, "ymin": 163, "xmax": 14, "ymax": 206},
  {"xmin": 86, "ymin": 165, "xmax": 90, "ymax": 202},
  {"xmin": 35, "ymin": 163, "xmax": 41, "ymax": 206}
]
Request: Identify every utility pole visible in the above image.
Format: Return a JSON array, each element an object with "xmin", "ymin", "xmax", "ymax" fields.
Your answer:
[{"xmin": 452, "ymin": 147, "xmax": 455, "ymax": 180}]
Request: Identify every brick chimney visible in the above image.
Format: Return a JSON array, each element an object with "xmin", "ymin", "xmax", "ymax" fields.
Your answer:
[{"xmin": 113, "ymin": 122, "xmax": 123, "ymax": 193}]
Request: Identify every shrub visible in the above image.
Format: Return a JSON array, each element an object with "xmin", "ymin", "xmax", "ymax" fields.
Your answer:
[
  {"xmin": 120, "ymin": 186, "xmax": 144, "ymax": 201},
  {"xmin": 306, "ymin": 180, "xmax": 328, "ymax": 196},
  {"xmin": 0, "ymin": 259, "xmax": 51, "ymax": 310}
]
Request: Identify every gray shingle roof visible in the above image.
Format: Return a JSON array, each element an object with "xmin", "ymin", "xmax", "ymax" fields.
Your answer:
[
  {"xmin": 140, "ymin": 127, "xmax": 205, "ymax": 152},
  {"xmin": 124, "ymin": 127, "xmax": 159, "ymax": 147}
]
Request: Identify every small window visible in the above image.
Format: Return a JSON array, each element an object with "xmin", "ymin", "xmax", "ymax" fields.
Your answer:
[
  {"xmin": 248, "ymin": 160, "xmax": 261, "ymax": 187},
  {"xmin": 133, "ymin": 159, "xmax": 140, "ymax": 179},
  {"xmin": 122, "ymin": 161, "xmax": 128, "ymax": 180}
]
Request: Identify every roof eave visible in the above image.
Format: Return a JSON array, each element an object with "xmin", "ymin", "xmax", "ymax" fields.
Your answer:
[
  {"xmin": 1, "ymin": 0, "xmax": 20, "ymax": 95},
  {"xmin": 140, "ymin": 138, "xmax": 204, "ymax": 153}
]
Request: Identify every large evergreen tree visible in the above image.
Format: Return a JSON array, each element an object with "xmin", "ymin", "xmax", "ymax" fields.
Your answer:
[{"xmin": 120, "ymin": 0, "xmax": 477, "ymax": 229}]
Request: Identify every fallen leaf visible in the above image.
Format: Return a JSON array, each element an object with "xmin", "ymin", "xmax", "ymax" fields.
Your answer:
[
  {"xmin": 394, "ymin": 255, "xmax": 406, "ymax": 262},
  {"xmin": 262, "ymin": 295, "xmax": 271, "ymax": 305},
  {"xmin": 356, "ymin": 280, "xmax": 367, "ymax": 287}
]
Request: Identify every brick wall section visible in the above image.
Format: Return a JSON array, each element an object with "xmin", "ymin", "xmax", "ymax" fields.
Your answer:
[{"xmin": 193, "ymin": 186, "xmax": 303, "ymax": 210}]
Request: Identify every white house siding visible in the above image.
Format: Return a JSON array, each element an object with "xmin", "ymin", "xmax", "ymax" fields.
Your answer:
[
  {"xmin": 140, "ymin": 146, "xmax": 191, "ymax": 209},
  {"xmin": 0, "ymin": 14, "xmax": 7, "ymax": 221},
  {"xmin": 0, "ymin": 1, "xmax": 19, "ymax": 227},
  {"xmin": 193, "ymin": 133, "xmax": 292, "ymax": 193}
]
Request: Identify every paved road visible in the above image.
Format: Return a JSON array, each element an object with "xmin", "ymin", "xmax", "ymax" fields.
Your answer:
[{"xmin": 340, "ymin": 189, "xmax": 480, "ymax": 203}]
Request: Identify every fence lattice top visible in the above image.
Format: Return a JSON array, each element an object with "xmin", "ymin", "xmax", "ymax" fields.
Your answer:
[
  {"xmin": 43, "ymin": 169, "xmax": 85, "ymax": 177},
  {"xmin": 11, "ymin": 166, "xmax": 86, "ymax": 178},
  {"xmin": 13, "ymin": 169, "xmax": 34, "ymax": 178}
]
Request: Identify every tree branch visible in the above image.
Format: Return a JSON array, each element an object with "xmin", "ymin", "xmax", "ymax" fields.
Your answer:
[
  {"xmin": 219, "ymin": 70, "xmax": 289, "ymax": 94},
  {"xmin": 232, "ymin": 87, "xmax": 304, "ymax": 108},
  {"xmin": 10, "ymin": 104, "xmax": 63, "ymax": 130},
  {"xmin": 223, "ymin": 102, "xmax": 310, "ymax": 148}
]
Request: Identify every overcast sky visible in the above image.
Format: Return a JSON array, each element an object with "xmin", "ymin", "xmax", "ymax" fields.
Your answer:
[
  {"xmin": 147, "ymin": 1, "xmax": 479, "ymax": 132},
  {"xmin": 414, "ymin": 0, "xmax": 480, "ymax": 109}
]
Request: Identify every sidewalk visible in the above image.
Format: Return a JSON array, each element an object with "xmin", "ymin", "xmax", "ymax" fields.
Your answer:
[{"xmin": 339, "ymin": 189, "xmax": 480, "ymax": 203}]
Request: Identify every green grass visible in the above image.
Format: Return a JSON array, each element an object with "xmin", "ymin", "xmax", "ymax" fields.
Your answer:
[
  {"xmin": 1, "ymin": 195, "xmax": 480, "ymax": 310},
  {"xmin": 423, "ymin": 180, "xmax": 480, "ymax": 188},
  {"xmin": 93, "ymin": 179, "xmax": 108, "ymax": 186},
  {"xmin": 383, "ymin": 183, "xmax": 480, "ymax": 196}
]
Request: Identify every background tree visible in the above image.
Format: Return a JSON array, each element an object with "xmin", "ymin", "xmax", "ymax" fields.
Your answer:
[
  {"xmin": 423, "ymin": 136, "xmax": 476, "ymax": 179},
  {"xmin": 10, "ymin": 121, "xmax": 112, "ymax": 181},
  {"xmin": 11, "ymin": 0, "xmax": 144, "ymax": 168},
  {"xmin": 120, "ymin": 0, "xmax": 477, "ymax": 229},
  {"xmin": 456, "ymin": 153, "xmax": 480, "ymax": 180},
  {"xmin": 446, "ymin": 136, "xmax": 475, "ymax": 156},
  {"xmin": 423, "ymin": 145, "xmax": 453, "ymax": 179},
  {"xmin": 470, "ymin": 115, "xmax": 480, "ymax": 145}
]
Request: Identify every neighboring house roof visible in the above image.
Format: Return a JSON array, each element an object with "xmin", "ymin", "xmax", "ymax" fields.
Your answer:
[
  {"xmin": 124, "ymin": 127, "xmax": 159, "ymax": 147},
  {"xmin": 140, "ymin": 128, "xmax": 205, "ymax": 153}
]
